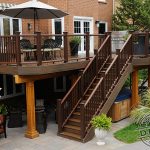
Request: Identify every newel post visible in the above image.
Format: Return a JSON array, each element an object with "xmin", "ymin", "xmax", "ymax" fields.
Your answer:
[
  {"xmin": 15, "ymin": 32, "xmax": 21, "ymax": 66},
  {"xmin": 63, "ymin": 32, "xmax": 68, "ymax": 63},
  {"xmin": 57, "ymin": 99, "xmax": 63, "ymax": 133},
  {"xmin": 36, "ymin": 32, "xmax": 42, "ymax": 66},
  {"xmin": 80, "ymin": 102, "xmax": 85, "ymax": 139},
  {"xmin": 105, "ymin": 31, "xmax": 112, "ymax": 58},
  {"xmin": 86, "ymin": 32, "xmax": 90, "ymax": 60},
  {"xmin": 116, "ymin": 49, "xmax": 120, "ymax": 77}
]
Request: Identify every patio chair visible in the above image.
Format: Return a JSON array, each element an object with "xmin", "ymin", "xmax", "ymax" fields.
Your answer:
[
  {"xmin": 42, "ymin": 39, "xmax": 55, "ymax": 60},
  {"xmin": 20, "ymin": 39, "xmax": 35, "ymax": 60},
  {"xmin": 53, "ymin": 37, "xmax": 63, "ymax": 58},
  {"xmin": 0, "ymin": 115, "xmax": 7, "ymax": 138}
]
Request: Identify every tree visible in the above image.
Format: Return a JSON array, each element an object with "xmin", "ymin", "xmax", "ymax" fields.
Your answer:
[{"xmin": 112, "ymin": 0, "xmax": 150, "ymax": 31}]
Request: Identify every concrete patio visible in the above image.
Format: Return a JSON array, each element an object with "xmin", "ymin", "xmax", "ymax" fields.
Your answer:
[{"xmin": 0, "ymin": 115, "xmax": 149, "ymax": 150}]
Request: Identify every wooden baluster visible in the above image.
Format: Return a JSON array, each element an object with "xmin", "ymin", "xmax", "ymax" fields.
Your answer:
[
  {"xmin": 94, "ymin": 49, "xmax": 98, "ymax": 76},
  {"xmin": 63, "ymin": 32, "xmax": 68, "ymax": 63},
  {"xmin": 145, "ymin": 31, "xmax": 149, "ymax": 56},
  {"xmin": 15, "ymin": 32, "xmax": 21, "ymax": 66},
  {"xmin": 86, "ymin": 32, "xmax": 90, "ymax": 60},
  {"xmin": 80, "ymin": 102, "xmax": 85, "ymax": 139},
  {"xmin": 116, "ymin": 49, "xmax": 120, "ymax": 77},
  {"xmin": 36, "ymin": 32, "xmax": 42, "ymax": 66},
  {"xmin": 79, "ymin": 70, "xmax": 84, "ymax": 99},
  {"xmin": 57, "ymin": 99, "xmax": 63, "ymax": 133},
  {"xmin": 101, "ymin": 72, "xmax": 106, "ymax": 103}
]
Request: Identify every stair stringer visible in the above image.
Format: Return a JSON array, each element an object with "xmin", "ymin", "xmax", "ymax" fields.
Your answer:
[{"xmin": 82, "ymin": 63, "xmax": 133, "ymax": 143}]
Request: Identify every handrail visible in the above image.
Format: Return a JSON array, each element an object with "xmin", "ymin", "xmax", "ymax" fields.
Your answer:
[
  {"xmin": 81, "ymin": 34, "xmax": 133, "ymax": 138},
  {"xmin": 57, "ymin": 33, "xmax": 111, "ymax": 132}
]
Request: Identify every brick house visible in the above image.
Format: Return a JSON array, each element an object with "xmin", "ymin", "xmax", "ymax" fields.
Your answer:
[
  {"xmin": 0, "ymin": 0, "xmax": 113, "ymax": 103},
  {"xmin": 0, "ymin": 0, "xmax": 125, "ymax": 142}
]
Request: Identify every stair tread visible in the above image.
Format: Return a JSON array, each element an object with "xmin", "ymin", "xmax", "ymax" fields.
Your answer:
[
  {"xmin": 69, "ymin": 118, "xmax": 80, "ymax": 123},
  {"xmin": 61, "ymin": 132, "xmax": 81, "ymax": 140},
  {"xmin": 73, "ymin": 112, "xmax": 80, "ymax": 115},
  {"xmin": 64, "ymin": 125, "xmax": 81, "ymax": 130}
]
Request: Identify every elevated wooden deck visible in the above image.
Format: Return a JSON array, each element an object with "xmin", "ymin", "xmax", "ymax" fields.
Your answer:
[{"xmin": 0, "ymin": 32, "xmax": 149, "ymax": 76}]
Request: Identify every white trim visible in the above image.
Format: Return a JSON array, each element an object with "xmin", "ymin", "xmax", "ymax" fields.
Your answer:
[
  {"xmin": 73, "ymin": 16, "xmax": 94, "ymax": 53},
  {"xmin": 52, "ymin": 17, "xmax": 64, "ymax": 34},
  {"xmin": 99, "ymin": 21, "xmax": 108, "ymax": 32},
  {"xmin": 0, "ymin": 15, "xmax": 22, "ymax": 35}
]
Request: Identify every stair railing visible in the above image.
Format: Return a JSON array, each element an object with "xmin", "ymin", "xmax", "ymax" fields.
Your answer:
[
  {"xmin": 57, "ymin": 33, "xmax": 111, "ymax": 133},
  {"xmin": 80, "ymin": 34, "xmax": 133, "ymax": 139}
]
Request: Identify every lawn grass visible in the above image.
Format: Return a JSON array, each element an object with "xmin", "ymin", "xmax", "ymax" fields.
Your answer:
[{"xmin": 113, "ymin": 123, "xmax": 140, "ymax": 143}]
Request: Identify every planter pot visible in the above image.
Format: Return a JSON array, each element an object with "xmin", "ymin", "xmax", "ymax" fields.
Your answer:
[
  {"xmin": 70, "ymin": 42, "xmax": 79, "ymax": 56},
  {"xmin": 95, "ymin": 128, "xmax": 108, "ymax": 145},
  {"xmin": 36, "ymin": 109, "xmax": 47, "ymax": 134}
]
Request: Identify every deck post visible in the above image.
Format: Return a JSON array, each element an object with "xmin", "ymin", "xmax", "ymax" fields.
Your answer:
[
  {"xmin": 25, "ymin": 81, "xmax": 39, "ymax": 139},
  {"xmin": 63, "ymin": 32, "xmax": 68, "ymax": 63},
  {"xmin": 86, "ymin": 32, "xmax": 90, "ymax": 60},
  {"xmin": 131, "ymin": 68, "xmax": 139, "ymax": 108},
  {"xmin": 105, "ymin": 31, "xmax": 112, "ymax": 58},
  {"xmin": 36, "ymin": 32, "xmax": 42, "ymax": 66},
  {"xmin": 15, "ymin": 32, "xmax": 21, "ymax": 66}
]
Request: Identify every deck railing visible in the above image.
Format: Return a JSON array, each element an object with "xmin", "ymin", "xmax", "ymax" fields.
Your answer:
[
  {"xmin": 0, "ymin": 32, "xmax": 105, "ymax": 66},
  {"xmin": 57, "ymin": 33, "xmax": 111, "ymax": 133},
  {"xmin": 80, "ymin": 34, "xmax": 132, "ymax": 138}
]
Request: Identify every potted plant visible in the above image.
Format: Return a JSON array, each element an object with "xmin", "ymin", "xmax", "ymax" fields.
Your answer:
[
  {"xmin": 70, "ymin": 36, "xmax": 81, "ymax": 56},
  {"xmin": 0, "ymin": 104, "xmax": 8, "ymax": 123},
  {"xmin": 91, "ymin": 113, "xmax": 112, "ymax": 145}
]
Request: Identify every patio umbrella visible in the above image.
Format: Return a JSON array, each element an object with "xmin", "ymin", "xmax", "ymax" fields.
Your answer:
[{"xmin": 2, "ymin": 0, "xmax": 68, "ymax": 33}]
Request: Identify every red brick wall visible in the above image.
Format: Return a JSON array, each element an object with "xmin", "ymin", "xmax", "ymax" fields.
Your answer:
[
  {"xmin": 0, "ymin": 0, "xmax": 113, "ymax": 34},
  {"xmin": 98, "ymin": 1, "xmax": 113, "ymax": 31}
]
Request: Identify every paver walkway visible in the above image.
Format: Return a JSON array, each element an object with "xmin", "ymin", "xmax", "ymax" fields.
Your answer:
[{"xmin": 0, "ymin": 117, "xmax": 149, "ymax": 150}]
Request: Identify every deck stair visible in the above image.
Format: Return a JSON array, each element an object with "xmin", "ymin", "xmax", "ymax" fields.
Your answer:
[{"xmin": 57, "ymin": 33, "xmax": 133, "ymax": 142}]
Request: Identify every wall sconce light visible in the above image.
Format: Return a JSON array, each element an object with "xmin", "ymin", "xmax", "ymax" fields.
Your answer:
[
  {"xmin": 27, "ymin": 23, "xmax": 32, "ymax": 30},
  {"xmin": 95, "ymin": 20, "xmax": 100, "ymax": 27}
]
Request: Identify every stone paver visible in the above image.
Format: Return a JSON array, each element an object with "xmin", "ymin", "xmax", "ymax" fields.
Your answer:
[{"xmin": 0, "ymin": 118, "xmax": 149, "ymax": 150}]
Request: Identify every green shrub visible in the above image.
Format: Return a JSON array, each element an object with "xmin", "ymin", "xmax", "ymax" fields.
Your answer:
[
  {"xmin": 70, "ymin": 36, "xmax": 81, "ymax": 44},
  {"xmin": 141, "ymin": 89, "xmax": 150, "ymax": 107},
  {"xmin": 0, "ymin": 104, "xmax": 8, "ymax": 115},
  {"xmin": 130, "ymin": 106, "xmax": 150, "ymax": 125},
  {"xmin": 91, "ymin": 113, "xmax": 112, "ymax": 130}
]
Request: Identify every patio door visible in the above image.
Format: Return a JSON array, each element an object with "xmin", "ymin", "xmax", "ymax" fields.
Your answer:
[
  {"xmin": 0, "ymin": 16, "xmax": 22, "ymax": 35},
  {"xmin": 74, "ymin": 17, "xmax": 93, "ymax": 53}
]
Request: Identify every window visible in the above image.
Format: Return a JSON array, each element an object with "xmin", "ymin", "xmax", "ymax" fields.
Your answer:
[
  {"xmin": 0, "ymin": 16, "xmax": 22, "ymax": 35},
  {"xmin": 74, "ymin": 21, "xmax": 81, "ymax": 33},
  {"xmin": 54, "ymin": 76, "xmax": 66, "ymax": 92},
  {"xmin": 0, "ymin": 74, "xmax": 24, "ymax": 99}
]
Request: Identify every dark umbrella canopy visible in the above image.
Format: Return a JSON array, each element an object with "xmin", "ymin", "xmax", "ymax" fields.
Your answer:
[{"xmin": 2, "ymin": 0, "xmax": 68, "ymax": 32}]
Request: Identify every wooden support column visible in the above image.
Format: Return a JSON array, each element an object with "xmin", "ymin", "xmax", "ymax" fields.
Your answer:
[
  {"xmin": 148, "ymin": 67, "xmax": 150, "ymax": 88},
  {"xmin": 25, "ymin": 81, "xmax": 39, "ymax": 139},
  {"xmin": 131, "ymin": 68, "xmax": 139, "ymax": 108}
]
